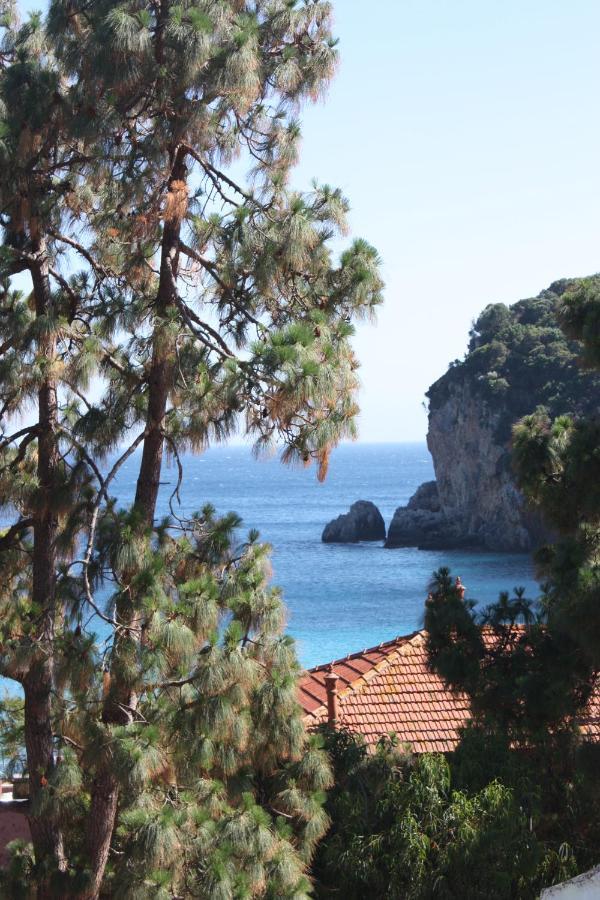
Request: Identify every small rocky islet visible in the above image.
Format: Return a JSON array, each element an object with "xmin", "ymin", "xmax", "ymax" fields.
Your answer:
[
  {"xmin": 323, "ymin": 278, "xmax": 600, "ymax": 551},
  {"xmin": 321, "ymin": 500, "xmax": 386, "ymax": 543}
]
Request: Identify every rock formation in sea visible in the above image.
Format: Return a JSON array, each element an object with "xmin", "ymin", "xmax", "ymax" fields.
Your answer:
[
  {"xmin": 387, "ymin": 278, "xmax": 600, "ymax": 552},
  {"xmin": 386, "ymin": 481, "xmax": 466, "ymax": 549},
  {"xmin": 322, "ymin": 500, "xmax": 386, "ymax": 543}
]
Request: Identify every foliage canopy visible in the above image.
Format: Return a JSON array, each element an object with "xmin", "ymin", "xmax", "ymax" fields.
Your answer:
[{"xmin": 313, "ymin": 730, "xmax": 586, "ymax": 900}]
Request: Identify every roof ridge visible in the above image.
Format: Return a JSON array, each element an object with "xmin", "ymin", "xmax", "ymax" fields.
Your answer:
[
  {"xmin": 306, "ymin": 629, "xmax": 423, "ymax": 675},
  {"xmin": 336, "ymin": 630, "xmax": 427, "ymax": 701}
]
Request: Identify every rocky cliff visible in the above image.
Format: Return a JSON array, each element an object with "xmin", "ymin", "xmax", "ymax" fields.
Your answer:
[
  {"xmin": 387, "ymin": 278, "xmax": 600, "ymax": 552},
  {"xmin": 423, "ymin": 380, "xmax": 546, "ymax": 551}
]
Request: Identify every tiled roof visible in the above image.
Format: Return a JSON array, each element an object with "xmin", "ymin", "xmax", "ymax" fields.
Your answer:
[
  {"xmin": 298, "ymin": 632, "xmax": 419, "ymax": 716},
  {"xmin": 579, "ymin": 689, "xmax": 600, "ymax": 742},
  {"xmin": 299, "ymin": 629, "xmax": 600, "ymax": 753}
]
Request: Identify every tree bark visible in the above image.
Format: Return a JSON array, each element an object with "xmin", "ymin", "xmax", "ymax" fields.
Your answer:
[
  {"xmin": 81, "ymin": 147, "xmax": 187, "ymax": 899},
  {"xmin": 77, "ymin": 768, "xmax": 119, "ymax": 900},
  {"xmin": 133, "ymin": 148, "xmax": 186, "ymax": 522},
  {"xmin": 24, "ymin": 252, "xmax": 67, "ymax": 895}
]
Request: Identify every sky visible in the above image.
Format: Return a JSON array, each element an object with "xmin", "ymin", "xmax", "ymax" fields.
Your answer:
[{"xmin": 16, "ymin": 0, "xmax": 600, "ymax": 441}]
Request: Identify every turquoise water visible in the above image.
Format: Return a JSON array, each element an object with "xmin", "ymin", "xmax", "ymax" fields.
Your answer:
[{"xmin": 110, "ymin": 443, "xmax": 538, "ymax": 668}]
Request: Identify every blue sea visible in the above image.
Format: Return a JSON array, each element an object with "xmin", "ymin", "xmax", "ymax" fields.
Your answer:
[{"xmin": 110, "ymin": 442, "xmax": 538, "ymax": 668}]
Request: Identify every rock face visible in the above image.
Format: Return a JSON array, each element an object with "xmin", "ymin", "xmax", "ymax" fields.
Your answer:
[
  {"xmin": 386, "ymin": 393, "xmax": 543, "ymax": 550},
  {"xmin": 386, "ymin": 482, "xmax": 442, "ymax": 548},
  {"xmin": 387, "ymin": 279, "xmax": 600, "ymax": 552},
  {"xmin": 386, "ymin": 481, "xmax": 471, "ymax": 549},
  {"xmin": 424, "ymin": 382, "xmax": 543, "ymax": 551},
  {"xmin": 322, "ymin": 501, "xmax": 386, "ymax": 544}
]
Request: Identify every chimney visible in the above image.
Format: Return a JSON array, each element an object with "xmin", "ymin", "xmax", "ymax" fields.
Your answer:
[{"xmin": 324, "ymin": 666, "xmax": 340, "ymax": 727}]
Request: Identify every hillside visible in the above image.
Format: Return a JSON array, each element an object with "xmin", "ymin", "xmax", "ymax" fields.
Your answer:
[{"xmin": 387, "ymin": 278, "xmax": 600, "ymax": 551}]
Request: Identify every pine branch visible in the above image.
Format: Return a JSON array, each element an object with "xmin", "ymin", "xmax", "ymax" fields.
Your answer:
[
  {"xmin": 48, "ymin": 231, "xmax": 111, "ymax": 281},
  {"xmin": 0, "ymin": 428, "xmax": 39, "ymax": 473},
  {"xmin": 72, "ymin": 430, "xmax": 149, "ymax": 634},
  {"xmin": 101, "ymin": 350, "xmax": 142, "ymax": 382},
  {"xmin": 0, "ymin": 425, "xmax": 39, "ymax": 453},
  {"xmin": 181, "ymin": 144, "xmax": 257, "ymax": 207},
  {"xmin": 65, "ymin": 382, "xmax": 93, "ymax": 412},
  {"xmin": 49, "ymin": 267, "xmax": 78, "ymax": 305},
  {"xmin": 3, "ymin": 256, "xmax": 31, "ymax": 276},
  {"xmin": 162, "ymin": 430, "xmax": 184, "ymax": 520},
  {"xmin": 166, "ymin": 261, "xmax": 234, "ymax": 359},
  {"xmin": 0, "ymin": 518, "xmax": 34, "ymax": 551},
  {"xmin": 178, "ymin": 240, "xmax": 264, "ymax": 331}
]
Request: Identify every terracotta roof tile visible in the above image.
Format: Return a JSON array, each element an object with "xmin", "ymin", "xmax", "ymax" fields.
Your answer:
[{"xmin": 299, "ymin": 629, "xmax": 600, "ymax": 754}]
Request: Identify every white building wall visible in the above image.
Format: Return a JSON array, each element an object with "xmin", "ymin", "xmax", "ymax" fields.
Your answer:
[{"xmin": 541, "ymin": 865, "xmax": 600, "ymax": 899}]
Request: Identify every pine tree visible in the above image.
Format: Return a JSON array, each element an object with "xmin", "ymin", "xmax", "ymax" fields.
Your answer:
[
  {"xmin": 0, "ymin": 2, "xmax": 383, "ymax": 896},
  {"xmin": 0, "ymin": 7, "xmax": 91, "ymax": 885}
]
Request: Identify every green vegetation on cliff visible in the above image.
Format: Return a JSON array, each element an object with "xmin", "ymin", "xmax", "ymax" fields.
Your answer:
[{"xmin": 427, "ymin": 279, "xmax": 600, "ymax": 442}]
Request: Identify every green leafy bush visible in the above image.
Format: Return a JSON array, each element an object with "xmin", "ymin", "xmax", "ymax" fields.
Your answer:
[{"xmin": 312, "ymin": 730, "xmax": 581, "ymax": 899}]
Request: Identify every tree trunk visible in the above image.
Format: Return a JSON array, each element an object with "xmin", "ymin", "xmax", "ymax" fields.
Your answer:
[
  {"xmin": 133, "ymin": 149, "xmax": 185, "ymax": 522},
  {"xmin": 81, "ymin": 148, "xmax": 187, "ymax": 899},
  {"xmin": 25, "ymin": 254, "xmax": 67, "ymax": 895},
  {"xmin": 132, "ymin": 334, "xmax": 171, "ymax": 521},
  {"xmin": 23, "ymin": 670, "xmax": 66, "ymax": 888},
  {"xmin": 77, "ymin": 768, "xmax": 119, "ymax": 900}
]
